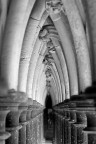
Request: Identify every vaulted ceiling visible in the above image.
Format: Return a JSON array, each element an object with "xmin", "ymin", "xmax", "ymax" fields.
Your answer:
[{"xmin": 0, "ymin": 0, "xmax": 96, "ymax": 105}]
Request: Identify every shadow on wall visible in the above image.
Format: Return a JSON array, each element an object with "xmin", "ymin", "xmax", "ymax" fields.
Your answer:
[{"xmin": 43, "ymin": 94, "xmax": 54, "ymax": 141}]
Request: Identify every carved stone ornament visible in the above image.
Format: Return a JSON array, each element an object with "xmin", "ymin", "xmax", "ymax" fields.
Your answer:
[
  {"xmin": 39, "ymin": 28, "xmax": 49, "ymax": 42},
  {"xmin": 43, "ymin": 57, "xmax": 52, "ymax": 66},
  {"xmin": 47, "ymin": 40, "xmax": 56, "ymax": 53},
  {"xmin": 45, "ymin": 52, "xmax": 54, "ymax": 61},
  {"xmin": 39, "ymin": 25, "xmax": 60, "ymax": 42},
  {"xmin": 45, "ymin": 68, "xmax": 52, "ymax": 78},
  {"xmin": 46, "ymin": 0, "xmax": 63, "ymax": 14},
  {"xmin": 46, "ymin": 80, "xmax": 51, "ymax": 87}
]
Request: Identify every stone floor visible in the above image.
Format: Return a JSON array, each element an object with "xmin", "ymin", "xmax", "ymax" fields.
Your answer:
[
  {"xmin": 43, "ymin": 109, "xmax": 54, "ymax": 144},
  {"xmin": 43, "ymin": 119, "xmax": 53, "ymax": 143},
  {"xmin": 43, "ymin": 126, "xmax": 53, "ymax": 144}
]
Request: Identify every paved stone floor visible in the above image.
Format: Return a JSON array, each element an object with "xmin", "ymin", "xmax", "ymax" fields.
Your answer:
[
  {"xmin": 43, "ymin": 109, "xmax": 54, "ymax": 144},
  {"xmin": 43, "ymin": 121, "xmax": 53, "ymax": 144}
]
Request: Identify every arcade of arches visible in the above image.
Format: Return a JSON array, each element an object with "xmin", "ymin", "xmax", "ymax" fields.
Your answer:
[{"xmin": 1, "ymin": 0, "xmax": 96, "ymax": 144}]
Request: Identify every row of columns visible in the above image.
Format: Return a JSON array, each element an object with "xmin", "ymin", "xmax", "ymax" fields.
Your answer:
[
  {"xmin": 0, "ymin": 91, "xmax": 44, "ymax": 144},
  {"xmin": 53, "ymin": 86, "xmax": 96, "ymax": 144}
]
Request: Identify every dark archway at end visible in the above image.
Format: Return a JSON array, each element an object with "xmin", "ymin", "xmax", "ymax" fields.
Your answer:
[{"xmin": 45, "ymin": 94, "xmax": 52, "ymax": 108}]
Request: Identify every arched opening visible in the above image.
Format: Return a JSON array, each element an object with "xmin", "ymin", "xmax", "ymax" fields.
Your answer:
[{"xmin": 45, "ymin": 94, "xmax": 52, "ymax": 108}]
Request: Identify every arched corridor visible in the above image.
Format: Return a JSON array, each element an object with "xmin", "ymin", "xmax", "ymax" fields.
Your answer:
[{"xmin": 0, "ymin": 0, "xmax": 96, "ymax": 143}]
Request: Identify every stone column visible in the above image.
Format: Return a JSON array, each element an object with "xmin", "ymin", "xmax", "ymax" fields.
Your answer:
[
  {"xmin": 70, "ymin": 94, "xmax": 96, "ymax": 144},
  {"xmin": 6, "ymin": 111, "xmax": 22, "ymax": 144},
  {"xmin": 83, "ymin": 103, "xmax": 96, "ymax": 143},
  {"xmin": 65, "ymin": 108, "xmax": 71, "ymax": 144},
  {"xmin": 69, "ymin": 108, "xmax": 76, "ymax": 144},
  {"xmin": 57, "ymin": 113, "xmax": 61, "ymax": 144},
  {"xmin": 54, "ymin": 105, "xmax": 64, "ymax": 144},
  {"xmin": 0, "ymin": 109, "xmax": 11, "ymax": 144},
  {"xmin": 73, "ymin": 110, "xmax": 87, "ymax": 144},
  {"xmin": 37, "ymin": 114, "xmax": 43, "ymax": 144},
  {"xmin": 52, "ymin": 109, "xmax": 56, "ymax": 144},
  {"xmin": 69, "ymin": 95, "xmax": 87, "ymax": 144},
  {"xmin": 81, "ymin": 86, "xmax": 96, "ymax": 143},
  {"xmin": 26, "ymin": 98, "xmax": 33, "ymax": 144},
  {"xmin": 55, "ymin": 111, "xmax": 58, "ymax": 144},
  {"xmin": 31, "ymin": 101, "xmax": 44, "ymax": 144},
  {"xmin": 83, "ymin": 110, "xmax": 96, "ymax": 144},
  {"xmin": 40, "ymin": 113, "xmax": 44, "ymax": 143},
  {"xmin": 31, "ymin": 116, "xmax": 37, "ymax": 144},
  {"xmin": 19, "ymin": 101, "xmax": 28, "ymax": 144},
  {"xmin": 55, "ymin": 111, "xmax": 59, "ymax": 144},
  {"xmin": 37, "ymin": 113, "xmax": 43, "ymax": 144},
  {"xmin": 57, "ymin": 109, "xmax": 63, "ymax": 144},
  {"xmin": 63, "ymin": 106, "xmax": 69, "ymax": 144},
  {"xmin": 5, "ymin": 91, "xmax": 27, "ymax": 144},
  {"xmin": 62, "ymin": 110, "xmax": 65, "ymax": 144}
]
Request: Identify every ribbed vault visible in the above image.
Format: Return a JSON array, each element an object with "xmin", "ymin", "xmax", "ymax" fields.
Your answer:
[{"xmin": 0, "ymin": 0, "xmax": 94, "ymax": 106}]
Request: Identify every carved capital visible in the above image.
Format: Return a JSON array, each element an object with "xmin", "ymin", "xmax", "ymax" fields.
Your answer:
[
  {"xmin": 46, "ymin": 80, "xmax": 51, "ymax": 87},
  {"xmin": 45, "ymin": 68, "xmax": 52, "ymax": 78},
  {"xmin": 46, "ymin": 0, "xmax": 63, "ymax": 14},
  {"xmin": 46, "ymin": 52, "xmax": 54, "ymax": 61},
  {"xmin": 47, "ymin": 40, "xmax": 56, "ymax": 53},
  {"xmin": 43, "ymin": 52, "xmax": 54, "ymax": 66},
  {"xmin": 39, "ymin": 25, "xmax": 60, "ymax": 42},
  {"xmin": 39, "ymin": 28, "xmax": 49, "ymax": 42},
  {"xmin": 43, "ymin": 57, "xmax": 52, "ymax": 66}
]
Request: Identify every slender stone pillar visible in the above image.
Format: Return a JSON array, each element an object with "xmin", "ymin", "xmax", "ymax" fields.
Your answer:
[
  {"xmin": 54, "ymin": 104, "xmax": 64, "ymax": 144},
  {"xmin": 83, "ymin": 102, "xmax": 96, "ymax": 143},
  {"xmin": 62, "ymin": 110, "xmax": 65, "ymax": 144},
  {"xmin": 70, "ymin": 93, "xmax": 96, "ymax": 144},
  {"xmin": 32, "ymin": 114, "xmax": 38, "ymax": 144},
  {"xmin": 40, "ymin": 113, "xmax": 44, "ymax": 143},
  {"xmin": 32, "ymin": 102, "xmax": 44, "ymax": 144},
  {"xmin": 57, "ymin": 113, "xmax": 61, "ymax": 144},
  {"xmin": 61, "ymin": 106, "xmax": 66, "ymax": 144},
  {"xmin": 5, "ymin": 91, "xmax": 27, "ymax": 144},
  {"xmin": 66, "ymin": 109, "xmax": 71, "ymax": 144},
  {"xmin": 53, "ymin": 111, "xmax": 56, "ymax": 144},
  {"xmin": 57, "ymin": 100, "xmax": 70, "ymax": 144},
  {"xmin": 73, "ymin": 110, "xmax": 87, "ymax": 144},
  {"xmin": 54, "ymin": 110, "xmax": 57, "ymax": 143},
  {"xmin": 53, "ymin": 101, "xmax": 70, "ymax": 144},
  {"xmin": 52, "ymin": 110, "xmax": 56, "ymax": 144},
  {"xmin": 26, "ymin": 98, "xmax": 33, "ymax": 144},
  {"xmin": 37, "ymin": 114, "xmax": 42, "ymax": 144},
  {"xmin": 6, "ymin": 111, "xmax": 22, "ymax": 144},
  {"xmin": 81, "ymin": 86, "xmax": 96, "ymax": 143},
  {"xmin": 55, "ymin": 112, "xmax": 58, "ymax": 144},
  {"xmin": 61, "ymin": 104, "xmax": 71, "ymax": 144},
  {"xmin": 69, "ymin": 108, "xmax": 76, "ymax": 144},
  {"xmin": 0, "ymin": 109, "xmax": 11, "ymax": 144},
  {"xmin": 57, "ymin": 101, "xmax": 72, "ymax": 144},
  {"xmin": 55, "ymin": 112, "xmax": 59, "ymax": 144},
  {"xmin": 69, "ymin": 95, "xmax": 87, "ymax": 144},
  {"xmin": 63, "ymin": 106, "xmax": 69, "ymax": 144},
  {"xmin": 61, "ymin": 112, "xmax": 64, "ymax": 144},
  {"xmin": 33, "ymin": 107, "xmax": 44, "ymax": 144},
  {"xmin": 57, "ymin": 109, "xmax": 63, "ymax": 144},
  {"xmin": 19, "ymin": 101, "xmax": 28, "ymax": 144},
  {"xmin": 37, "ymin": 113, "xmax": 43, "ymax": 144}
]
